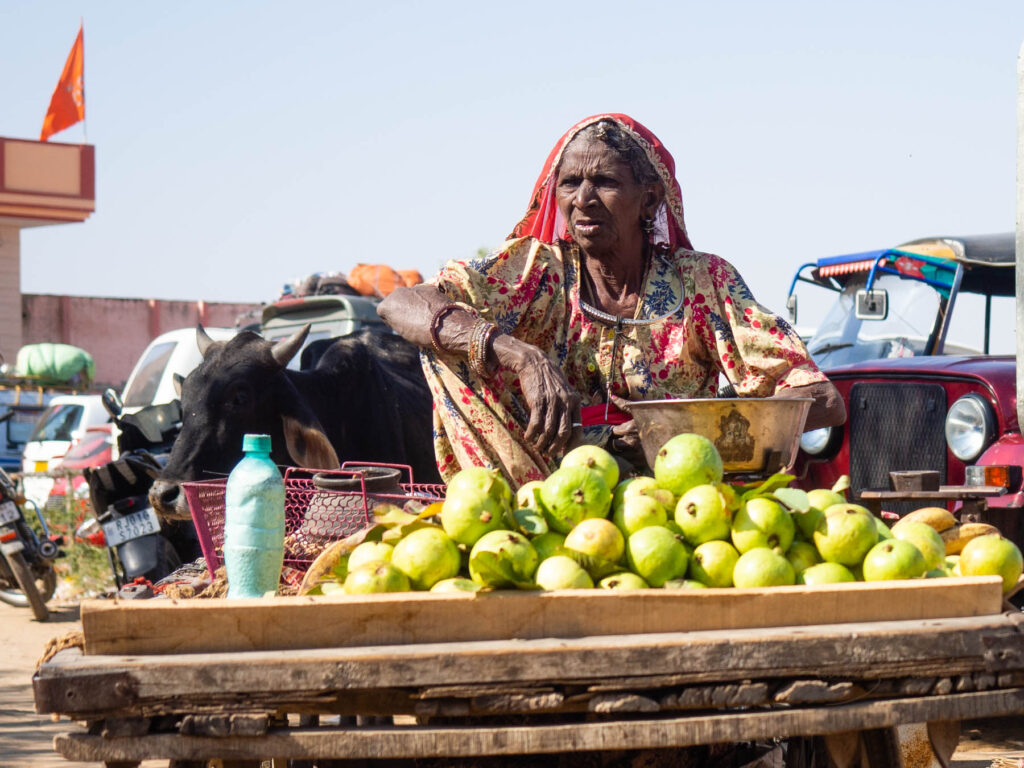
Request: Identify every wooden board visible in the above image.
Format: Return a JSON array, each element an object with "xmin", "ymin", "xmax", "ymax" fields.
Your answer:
[
  {"xmin": 35, "ymin": 613, "xmax": 1024, "ymax": 719},
  {"xmin": 50, "ymin": 688, "xmax": 1024, "ymax": 762},
  {"xmin": 80, "ymin": 576, "xmax": 1004, "ymax": 656}
]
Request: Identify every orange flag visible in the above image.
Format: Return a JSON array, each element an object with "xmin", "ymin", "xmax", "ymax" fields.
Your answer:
[{"xmin": 40, "ymin": 24, "xmax": 85, "ymax": 142}]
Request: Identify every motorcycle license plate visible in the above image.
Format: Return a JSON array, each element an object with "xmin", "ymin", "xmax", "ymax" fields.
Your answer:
[
  {"xmin": 0, "ymin": 500, "xmax": 19, "ymax": 526},
  {"xmin": 102, "ymin": 508, "xmax": 161, "ymax": 547}
]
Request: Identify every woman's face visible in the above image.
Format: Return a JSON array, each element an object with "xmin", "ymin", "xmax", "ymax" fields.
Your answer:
[{"xmin": 555, "ymin": 137, "xmax": 656, "ymax": 263}]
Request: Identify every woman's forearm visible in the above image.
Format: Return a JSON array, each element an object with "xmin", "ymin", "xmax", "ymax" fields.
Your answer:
[{"xmin": 377, "ymin": 284, "xmax": 476, "ymax": 356}]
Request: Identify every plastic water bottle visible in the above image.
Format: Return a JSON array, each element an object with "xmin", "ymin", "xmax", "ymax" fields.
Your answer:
[{"xmin": 223, "ymin": 434, "xmax": 285, "ymax": 598}]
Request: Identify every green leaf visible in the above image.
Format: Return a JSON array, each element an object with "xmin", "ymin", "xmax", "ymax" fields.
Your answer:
[
  {"xmin": 831, "ymin": 475, "xmax": 851, "ymax": 495},
  {"xmin": 557, "ymin": 547, "xmax": 621, "ymax": 581},
  {"xmin": 468, "ymin": 550, "xmax": 538, "ymax": 590},
  {"xmin": 739, "ymin": 473, "xmax": 796, "ymax": 503},
  {"xmin": 772, "ymin": 488, "xmax": 810, "ymax": 513},
  {"xmin": 330, "ymin": 555, "xmax": 349, "ymax": 582},
  {"xmin": 512, "ymin": 507, "xmax": 548, "ymax": 536},
  {"xmin": 306, "ymin": 584, "xmax": 324, "ymax": 596}
]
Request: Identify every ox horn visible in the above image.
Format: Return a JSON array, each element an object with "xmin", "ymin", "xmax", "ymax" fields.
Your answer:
[
  {"xmin": 271, "ymin": 324, "xmax": 311, "ymax": 368},
  {"xmin": 196, "ymin": 325, "xmax": 216, "ymax": 358}
]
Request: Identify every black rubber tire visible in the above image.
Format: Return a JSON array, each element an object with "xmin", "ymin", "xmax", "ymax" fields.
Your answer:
[{"xmin": 4, "ymin": 550, "xmax": 50, "ymax": 621}]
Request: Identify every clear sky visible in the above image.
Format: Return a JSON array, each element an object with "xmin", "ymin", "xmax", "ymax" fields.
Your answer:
[{"xmin": 2, "ymin": 1, "xmax": 1021, "ymax": 351}]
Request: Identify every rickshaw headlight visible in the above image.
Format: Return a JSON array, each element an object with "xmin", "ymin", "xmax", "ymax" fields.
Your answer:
[
  {"xmin": 945, "ymin": 394, "xmax": 995, "ymax": 462},
  {"xmin": 800, "ymin": 427, "xmax": 834, "ymax": 456}
]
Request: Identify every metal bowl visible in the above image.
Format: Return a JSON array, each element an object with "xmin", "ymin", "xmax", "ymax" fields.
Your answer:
[{"xmin": 621, "ymin": 398, "xmax": 813, "ymax": 475}]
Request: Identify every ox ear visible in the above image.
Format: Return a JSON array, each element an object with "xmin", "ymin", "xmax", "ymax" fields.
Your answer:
[
  {"xmin": 282, "ymin": 415, "xmax": 340, "ymax": 470},
  {"xmin": 271, "ymin": 325, "xmax": 311, "ymax": 368},
  {"xmin": 196, "ymin": 325, "xmax": 215, "ymax": 358},
  {"xmin": 172, "ymin": 372, "xmax": 185, "ymax": 397}
]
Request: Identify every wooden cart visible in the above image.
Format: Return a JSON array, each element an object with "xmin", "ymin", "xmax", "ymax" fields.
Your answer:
[{"xmin": 32, "ymin": 576, "xmax": 1024, "ymax": 767}]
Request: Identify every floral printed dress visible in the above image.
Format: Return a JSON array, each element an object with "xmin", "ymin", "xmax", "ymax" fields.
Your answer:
[{"xmin": 424, "ymin": 236, "xmax": 825, "ymax": 488}]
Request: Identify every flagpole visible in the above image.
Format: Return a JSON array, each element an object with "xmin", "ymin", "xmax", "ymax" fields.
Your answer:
[{"xmin": 80, "ymin": 18, "xmax": 87, "ymax": 144}]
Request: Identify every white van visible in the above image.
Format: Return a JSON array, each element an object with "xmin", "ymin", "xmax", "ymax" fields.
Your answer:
[
  {"xmin": 21, "ymin": 394, "xmax": 109, "ymax": 507},
  {"xmin": 120, "ymin": 327, "xmax": 237, "ymax": 412}
]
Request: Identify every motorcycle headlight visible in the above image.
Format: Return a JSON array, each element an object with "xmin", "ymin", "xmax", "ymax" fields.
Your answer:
[
  {"xmin": 945, "ymin": 394, "xmax": 996, "ymax": 462},
  {"xmin": 800, "ymin": 426, "xmax": 834, "ymax": 456}
]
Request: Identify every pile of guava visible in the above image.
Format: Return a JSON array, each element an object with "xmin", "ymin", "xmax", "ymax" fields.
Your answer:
[{"xmin": 310, "ymin": 434, "xmax": 1023, "ymax": 597}]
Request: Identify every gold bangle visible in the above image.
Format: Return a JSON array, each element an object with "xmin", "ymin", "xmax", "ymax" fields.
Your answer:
[{"xmin": 468, "ymin": 320, "xmax": 499, "ymax": 378}]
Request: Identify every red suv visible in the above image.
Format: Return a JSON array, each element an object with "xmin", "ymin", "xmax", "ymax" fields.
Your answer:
[{"xmin": 786, "ymin": 234, "xmax": 1022, "ymax": 545}]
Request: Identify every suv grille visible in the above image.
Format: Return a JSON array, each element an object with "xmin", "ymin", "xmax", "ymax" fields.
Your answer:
[{"xmin": 849, "ymin": 382, "xmax": 947, "ymax": 516}]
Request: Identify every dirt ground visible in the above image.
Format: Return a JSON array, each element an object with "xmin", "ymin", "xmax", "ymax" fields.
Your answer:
[{"xmin": 2, "ymin": 597, "xmax": 1024, "ymax": 768}]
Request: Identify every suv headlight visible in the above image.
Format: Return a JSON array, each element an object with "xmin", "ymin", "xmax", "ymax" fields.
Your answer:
[
  {"xmin": 945, "ymin": 394, "xmax": 996, "ymax": 462},
  {"xmin": 800, "ymin": 426, "xmax": 835, "ymax": 456}
]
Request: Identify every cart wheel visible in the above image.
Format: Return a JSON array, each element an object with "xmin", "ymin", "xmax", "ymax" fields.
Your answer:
[{"xmin": 860, "ymin": 727, "xmax": 902, "ymax": 767}]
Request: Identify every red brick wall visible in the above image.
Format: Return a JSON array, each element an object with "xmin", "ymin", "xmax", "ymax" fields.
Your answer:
[{"xmin": 22, "ymin": 294, "xmax": 261, "ymax": 389}]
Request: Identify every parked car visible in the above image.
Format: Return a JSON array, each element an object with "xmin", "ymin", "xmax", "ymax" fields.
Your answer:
[
  {"xmin": 120, "ymin": 327, "xmax": 238, "ymax": 415},
  {"xmin": 786, "ymin": 233, "xmax": 1023, "ymax": 543},
  {"xmin": 260, "ymin": 294, "xmax": 387, "ymax": 370},
  {"xmin": 21, "ymin": 394, "xmax": 109, "ymax": 508}
]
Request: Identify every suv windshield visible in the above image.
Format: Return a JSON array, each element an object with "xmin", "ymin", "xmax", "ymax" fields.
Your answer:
[
  {"xmin": 29, "ymin": 404, "xmax": 83, "ymax": 443},
  {"xmin": 123, "ymin": 341, "xmax": 176, "ymax": 408},
  {"xmin": 807, "ymin": 273, "xmax": 943, "ymax": 368}
]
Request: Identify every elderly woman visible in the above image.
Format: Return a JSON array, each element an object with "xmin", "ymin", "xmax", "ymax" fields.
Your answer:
[{"xmin": 378, "ymin": 114, "xmax": 845, "ymax": 487}]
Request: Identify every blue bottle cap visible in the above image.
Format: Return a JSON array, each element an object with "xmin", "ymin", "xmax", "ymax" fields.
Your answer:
[{"xmin": 242, "ymin": 434, "xmax": 272, "ymax": 453}]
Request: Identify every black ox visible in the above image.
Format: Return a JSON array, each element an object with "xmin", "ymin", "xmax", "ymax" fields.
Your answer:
[{"xmin": 149, "ymin": 325, "xmax": 440, "ymax": 520}]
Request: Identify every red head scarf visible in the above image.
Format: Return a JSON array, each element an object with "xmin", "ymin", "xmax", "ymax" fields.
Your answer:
[{"xmin": 509, "ymin": 114, "xmax": 693, "ymax": 252}]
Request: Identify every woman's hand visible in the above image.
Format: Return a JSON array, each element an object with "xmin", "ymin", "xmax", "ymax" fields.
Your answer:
[
  {"xmin": 494, "ymin": 336, "xmax": 580, "ymax": 457},
  {"xmin": 608, "ymin": 394, "xmax": 648, "ymax": 473}
]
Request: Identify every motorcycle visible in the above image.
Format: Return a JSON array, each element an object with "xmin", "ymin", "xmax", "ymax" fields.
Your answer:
[
  {"xmin": 77, "ymin": 390, "xmax": 200, "ymax": 591},
  {"xmin": 0, "ymin": 460, "xmax": 62, "ymax": 621}
]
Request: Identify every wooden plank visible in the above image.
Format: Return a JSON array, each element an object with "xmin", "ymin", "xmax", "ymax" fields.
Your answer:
[
  {"xmin": 52, "ymin": 688, "xmax": 1024, "ymax": 762},
  {"xmin": 80, "ymin": 576, "xmax": 1004, "ymax": 656},
  {"xmin": 35, "ymin": 613, "xmax": 1024, "ymax": 718}
]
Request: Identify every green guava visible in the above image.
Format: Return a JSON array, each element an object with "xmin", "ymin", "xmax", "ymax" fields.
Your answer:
[
  {"xmin": 674, "ymin": 484, "xmax": 732, "ymax": 545},
  {"xmin": 733, "ymin": 547, "xmax": 796, "ymax": 588},
  {"xmin": 862, "ymin": 539, "xmax": 928, "ymax": 582},
  {"xmin": 653, "ymin": 433, "xmax": 724, "ymax": 497},
  {"xmin": 429, "ymin": 577, "xmax": 482, "ymax": 593},
  {"xmin": 530, "ymin": 531, "xmax": 566, "ymax": 561},
  {"xmin": 598, "ymin": 572, "xmax": 649, "ymax": 590},
  {"xmin": 447, "ymin": 466, "xmax": 513, "ymax": 510},
  {"xmin": 347, "ymin": 541, "xmax": 394, "ymax": 573},
  {"xmin": 731, "ymin": 497, "xmax": 795, "ymax": 554},
  {"xmin": 560, "ymin": 445, "xmax": 619, "ymax": 493},
  {"xmin": 873, "ymin": 515, "xmax": 894, "ymax": 541},
  {"xmin": 535, "ymin": 555, "xmax": 594, "ymax": 590},
  {"xmin": 343, "ymin": 561, "xmax": 410, "ymax": 594},
  {"xmin": 795, "ymin": 488, "xmax": 844, "ymax": 539},
  {"xmin": 625, "ymin": 526, "xmax": 689, "ymax": 587},
  {"xmin": 959, "ymin": 534, "xmax": 1024, "ymax": 594},
  {"xmin": 944, "ymin": 554, "xmax": 961, "ymax": 576},
  {"xmin": 440, "ymin": 491, "xmax": 507, "ymax": 547},
  {"xmin": 612, "ymin": 476, "xmax": 673, "ymax": 512},
  {"xmin": 515, "ymin": 480, "xmax": 545, "ymax": 509},
  {"xmin": 564, "ymin": 518, "xmax": 625, "ymax": 569},
  {"xmin": 891, "ymin": 520, "xmax": 946, "ymax": 572},
  {"xmin": 468, "ymin": 530, "xmax": 539, "ymax": 588},
  {"xmin": 663, "ymin": 578, "xmax": 709, "ymax": 589},
  {"xmin": 798, "ymin": 562, "xmax": 856, "ymax": 585},
  {"xmin": 612, "ymin": 494, "xmax": 668, "ymax": 537},
  {"xmin": 688, "ymin": 540, "xmax": 740, "ymax": 588},
  {"xmin": 391, "ymin": 526, "xmax": 461, "ymax": 590},
  {"xmin": 539, "ymin": 465, "xmax": 612, "ymax": 534},
  {"xmin": 786, "ymin": 540, "xmax": 822, "ymax": 576},
  {"xmin": 813, "ymin": 504, "xmax": 879, "ymax": 566}
]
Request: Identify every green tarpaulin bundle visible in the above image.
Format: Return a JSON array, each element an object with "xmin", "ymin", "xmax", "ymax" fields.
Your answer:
[{"xmin": 14, "ymin": 343, "xmax": 95, "ymax": 387}]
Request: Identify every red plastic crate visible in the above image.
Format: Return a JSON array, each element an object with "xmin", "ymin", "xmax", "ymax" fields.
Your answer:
[{"xmin": 182, "ymin": 463, "xmax": 445, "ymax": 577}]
